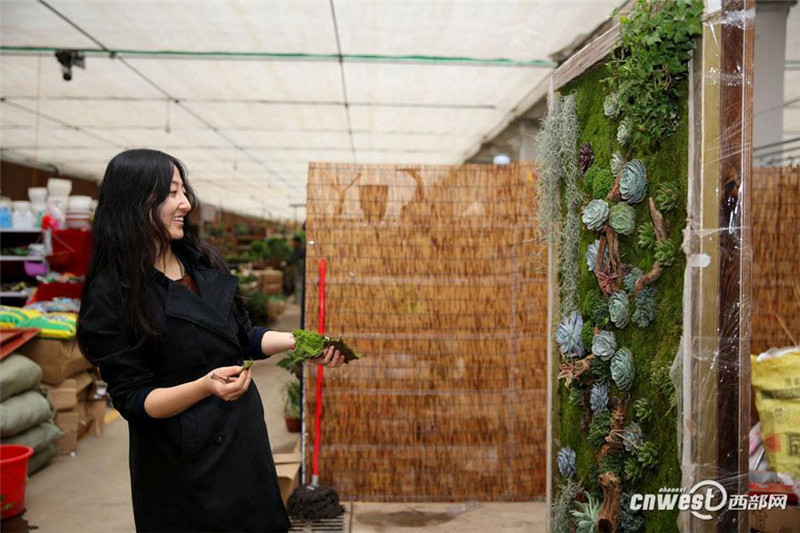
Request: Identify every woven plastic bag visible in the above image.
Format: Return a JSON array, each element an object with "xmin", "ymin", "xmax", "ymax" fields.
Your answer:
[{"xmin": 751, "ymin": 348, "xmax": 800, "ymax": 476}]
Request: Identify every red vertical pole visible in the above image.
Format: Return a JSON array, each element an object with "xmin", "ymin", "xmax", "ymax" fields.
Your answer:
[{"xmin": 312, "ymin": 259, "xmax": 326, "ymax": 484}]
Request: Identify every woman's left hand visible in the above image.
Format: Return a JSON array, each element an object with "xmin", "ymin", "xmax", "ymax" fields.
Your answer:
[{"xmin": 309, "ymin": 345, "xmax": 345, "ymax": 368}]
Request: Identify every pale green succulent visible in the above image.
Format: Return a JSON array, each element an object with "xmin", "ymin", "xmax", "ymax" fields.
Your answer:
[
  {"xmin": 632, "ymin": 285, "xmax": 657, "ymax": 328},
  {"xmin": 623, "ymin": 267, "xmax": 644, "ymax": 294},
  {"xmin": 604, "ymin": 92, "xmax": 621, "ymax": 118},
  {"xmin": 608, "ymin": 202, "xmax": 636, "ymax": 236},
  {"xmin": 592, "ymin": 330, "xmax": 617, "ymax": 361},
  {"xmin": 655, "ymin": 239, "xmax": 678, "ymax": 267},
  {"xmin": 557, "ymin": 447, "xmax": 577, "ymax": 478},
  {"xmin": 582, "ymin": 199, "xmax": 609, "ymax": 231},
  {"xmin": 655, "ymin": 181, "xmax": 681, "ymax": 213},
  {"xmin": 556, "ymin": 311, "xmax": 585, "ymax": 358},
  {"xmin": 590, "ymin": 382, "xmax": 610, "ymax": 413},
  {"xmin": 611, "ymin": 347, "xmax": 635, "ymax": 390},
  {"xmin": 571, "ymin": 492, "xmax": 602, "ymax": 533},
  {"xmin": 611, "ymin": 152, "xmax": 626, "ymax": 176},
  {"xmin": 637, "ymin": 221, "xmax": 656, "ymax": 250},
  {"xmin": 620, "ymin": 159, "xmax": 647, "ymax": 204},
  {"xmin": 609, "ymin": 291, "xmax": 630, "ymax": 328},
  {"xmin": 617, "ymin": 119, "xmax": 631, "ymax": 145}
]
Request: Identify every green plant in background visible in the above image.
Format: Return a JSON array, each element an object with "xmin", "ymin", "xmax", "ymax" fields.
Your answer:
[
  {"xmin": 571, "ymin": 492, "xmax": 602, "ymax": 533},
  {"xmin": 243, "ymin": 289, "xmax": 270, "ymax": 326},
  {"xmin": 609, "ymin": 291, "xmax": 630, "ymax": 328},
  {"xmin": 619, "ymin": 159, "xmax": 647, "ymax": 204},
  {"xmin": 655, "ymin": 181, "xmax": 681, "ymax": 213},
  {"xmin": 604, "ymin": 0, "xmax": 703, "ymax": 148},
  {"xmin": 560, "ymin": 94, "xmax": 583, "ymax": 316},
  {"xmin": 568, "ymin": 385, "xmax": 584, "ymax": 407},
  {"xmin": 654, "ymin": 238, "xmax": 678, "ymax": 267},
  {"xmin": 633, "ymin": 398, "xmax": 653, "ymax": 423},
  {"xmin": 637, "ymin": 221, "xmax": 657, "ymax": 250},
  {"xmin": 599, "ymin": 451, "xmax": 626, "ymax": 481},
  {"xmin": 233, "ymin": 222, "xmax": 249, "ymax": 236},
  {"xmin": 588, "ymin": 409, "xmax": 612, "ymax": 449},
  {"xmin": 582, "ymin": 199, "xmax": 609, "ymax": 231},
  {"xmin": 611, "ymin": 347, "xmax": 636, "ymax": 391},
  {"xmin": 651, "ymin": 365, "xmax": 677, "ymax": 410},
  {"xmin": 581, "ymin": 321, "xmax": 595, "ymax": 350},
  {"xmin": 552, "ymin": 479, "xmax": 583, "ymax": 533},
  {"xmin": 249, "ymin": 240, "xmax": 268, "ymax": 261},
  {"xmin": 608, "ymin": 202, "xmax": 636, "ymax": 236},
  {"xmin": 584, "ymin": 167, "xmax": 616, "ymax": 199},
  {"xmin": 283, "ymin": 378, "xmax": 302, "ymax": 419}
]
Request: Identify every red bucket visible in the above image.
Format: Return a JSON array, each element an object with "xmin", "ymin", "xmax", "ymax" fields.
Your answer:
[{"xmin": 0, "ymin": 444, "xmax": 34, "ymax": 520}]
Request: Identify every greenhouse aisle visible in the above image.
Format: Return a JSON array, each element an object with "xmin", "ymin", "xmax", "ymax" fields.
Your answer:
[{"xmin": 12, "ymin": 302, "xmax": 546, "ymax": 532}]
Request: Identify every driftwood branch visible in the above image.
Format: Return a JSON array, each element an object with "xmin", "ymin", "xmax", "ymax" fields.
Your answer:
[
  {"xmin": 596, "ymin": 226, "xmax": 623, "ymax": 294},
  {"xmin": 557, "ymin": 355, "xmax": 595, "ymax": 387},
  {"xmin": 634, "ymin": 198, "xmax": 670, "ymax": 295},
  {"xmin": 598, "ymin": 472, "xmax": 622, "ymax": 533}
]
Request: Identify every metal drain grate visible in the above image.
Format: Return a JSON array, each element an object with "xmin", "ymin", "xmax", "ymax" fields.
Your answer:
[{"xmin": 288, "ymin": 513, "xmax": 348, "ymax": 533}]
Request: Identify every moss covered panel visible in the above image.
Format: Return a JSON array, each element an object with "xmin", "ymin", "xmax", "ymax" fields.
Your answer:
[{"xmin": 556, "ymin": 65, "xmax": 688, "ymax": 532}]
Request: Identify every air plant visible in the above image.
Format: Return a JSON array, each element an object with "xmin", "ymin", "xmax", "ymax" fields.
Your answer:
[
  {"xmin": 655, "ymin": 181, "xmax": 681, "ymax": 213},
  {"xmin": 536, "ymin": 97, "xmax": 563, "ymax": 246},
  {"xmin": 608, "ymin": 203, "xmax": 637, "ymax": 236},
  {"xmin": 609, "ymin": 291, "xmax": 630, "ymax": 328},
  {"xmin": 553, "ymin": 480, "xmax": 583, "ymax": 533},
  {"xmin": 604, "ymin": 92, "xmax": 621, "ymax": 118},
  {"xmin": 590, "ymin": 382, "xmax": 610, "ymax": 413},
  {"xmin": 556, "ymin": 311, "xmax": 585, "ymax": 358},
  {"xmin": 557, "ymin": 447, "xmax": 577, "ymax": 478},
  {"xmin": 579, "ymin": 142, "xmax": 595, "ymax": 174},
  {"xmin": 654, "ymin": 239, "xmax": 678, "ymax": 267},
  {"xmin": 611, "ymin": 347, "xmax": 635, "ymax": 391},
  {"xmin": 582, "ymin": 199, "xmax": 610, "ymax": 231},
  {"xmin": 591, "ymin": 330, "xmax": 617, "ymax": 361},
  {"xmin": 560, "ymin": 94, "xmax": 582, "ymax": 317},
  {"xmin": 571, "ymin": 492, "xmax": 602, "ymax": 533},
  {"xmin": 619, "ymin": 159, "xmax": 647, "ymax": 204},
  {"xmin": 637, "ymin": 221, "xmax": 657, "ymax": 250}
]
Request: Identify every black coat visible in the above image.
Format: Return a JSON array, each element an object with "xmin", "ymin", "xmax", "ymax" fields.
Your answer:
[{"xmin": 80, "ymin": 243, "xmax": 290, "ymax": 532}]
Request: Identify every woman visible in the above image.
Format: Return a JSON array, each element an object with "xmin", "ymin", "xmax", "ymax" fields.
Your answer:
[{"xmin": 77, "ymin": 149, "xmax": 343, "ymax": 532}]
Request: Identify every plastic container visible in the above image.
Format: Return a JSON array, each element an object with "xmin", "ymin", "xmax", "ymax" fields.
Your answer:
[
  {"xmin": 0, "ymin": 444, "xmax": 35, "ymax": 519},
  {"xmin": 12, "ymin": 202, "xmax": 34, "ymax": 229},
  {"xmin": 47, "ymin": 178, "xmax": 72, "ymax": 197},
  {"xmin": 67, "ymin": 195, "xmax": 92, "ymax": 211},
  {"xmin": 27, "ymin": 187, "xmax": 47, "ymax": 203}
]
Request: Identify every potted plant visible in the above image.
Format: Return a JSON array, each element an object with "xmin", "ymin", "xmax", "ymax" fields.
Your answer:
[{"xmin": 283, "ymin": 378, "xmax": 301, "ymax": 433}]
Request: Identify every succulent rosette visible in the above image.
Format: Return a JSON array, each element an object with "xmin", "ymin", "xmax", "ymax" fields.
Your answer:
[
  {"xmin": 609, "ymin": 290, "xmax": 630, "ymax": 328},
  {"xmin": 591, "ymin": 330, "xmax": 617, "ymax": 361},
  {"xmin": 556, "ymin": 311, "xmax": 585, "ymax": 358},
  {"xmin": 620, "ymin": 159, "xmax": 647, "ymax": 204},
  {"xmin": 611, "ymin": 347, "xmax": 635, "ymax": 391},
  {"xmin": 582, "ymin": 199, "xmax": 609, "ymax": 231},
  {"xmin": 557, "ymin": 447, "xmax": 577, "ymax": 478},
  {"xmin": 608, "ymin": 202, "xmax": 636, "ymax": 236}
]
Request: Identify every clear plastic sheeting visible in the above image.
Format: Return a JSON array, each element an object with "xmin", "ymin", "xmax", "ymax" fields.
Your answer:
[{"xmin": 0, "ymin": 0, "xmax": 620, "ymax": 218}]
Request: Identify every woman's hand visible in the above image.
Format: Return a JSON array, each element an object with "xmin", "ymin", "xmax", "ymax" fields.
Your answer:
[
  {"xmin": 206, "ymin": 365, "xmax": 252, "ymax": 401},
  {"xmin": 309, "ymin": 346, "xmax": 345, "ymax": 368}
]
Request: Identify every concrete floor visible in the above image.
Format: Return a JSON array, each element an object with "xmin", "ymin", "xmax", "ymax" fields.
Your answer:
[{"xmin": 10, "ymin": 302, "xmax": 546, "ymax": 532}]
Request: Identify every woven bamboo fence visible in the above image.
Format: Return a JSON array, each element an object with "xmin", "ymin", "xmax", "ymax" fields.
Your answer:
[
  {"xmin": 303, "ymin": 162, "xmax": 547, "ymax": 501},
  {"xmin": 751, "ymin": 166, "xmax": 800, "ymax": 354}
]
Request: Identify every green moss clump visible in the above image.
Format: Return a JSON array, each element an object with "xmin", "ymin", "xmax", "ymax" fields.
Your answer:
[
  {"xmin": 593, "ymin": 169, "xmax": 616, "ymax": 199},
  {"xmin": 588, "ymin": 409, "xmax": 612, "ymax": 449},
  {"xmin": 291, "ymin": 329, "xmax": 361, "ymax": 364},
  {"xmin": 600, "ymin": 452, "xmax": 626, "ymax": 480},
  {"xmin": 581, "ymin": 322, "xmax": 595, "ymax": 351}
]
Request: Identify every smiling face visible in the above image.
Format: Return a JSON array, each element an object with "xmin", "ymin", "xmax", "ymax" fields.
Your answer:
[{"xmin": 157, "ymin": 166, "xmax": 192, "ymax": 241}]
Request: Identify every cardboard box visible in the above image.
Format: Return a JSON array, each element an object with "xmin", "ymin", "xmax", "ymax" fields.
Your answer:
[
  {"xmin": 751, "ymin": 506, "xmax": 800, "ymax": 533},
  {"xmin": 83, "ymin": 398, "xmax": 107, "ymax": 437},
  {"xmin": 273, "ymin": 453, "xmax": 301, "ymax": 506},
  {"xmin": 54, "ymin": 409, "xmax": 80, "ymax": 453},
  {"xmin": 41, "ymin": 371, "xmax": 93, "ymax": 410},
  {"xmin": 18, "ymin": 338, "xmax": 92, "ymax": 385}
]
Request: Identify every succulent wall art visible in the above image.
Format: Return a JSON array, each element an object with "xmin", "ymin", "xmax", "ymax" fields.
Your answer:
[{"xmin": 542, "ymin": 1, "xmax": 702, "ymax": 531}]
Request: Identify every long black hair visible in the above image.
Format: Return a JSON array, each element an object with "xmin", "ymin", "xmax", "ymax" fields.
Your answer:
[{"xmin": 77, "ymin": 148, "xmax": 241, "ymax": 352}]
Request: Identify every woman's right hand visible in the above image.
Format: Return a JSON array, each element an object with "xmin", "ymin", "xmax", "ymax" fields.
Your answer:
[{"xmin": 205, "ymin": 365, "xmax": 251, "ymax": 401}]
